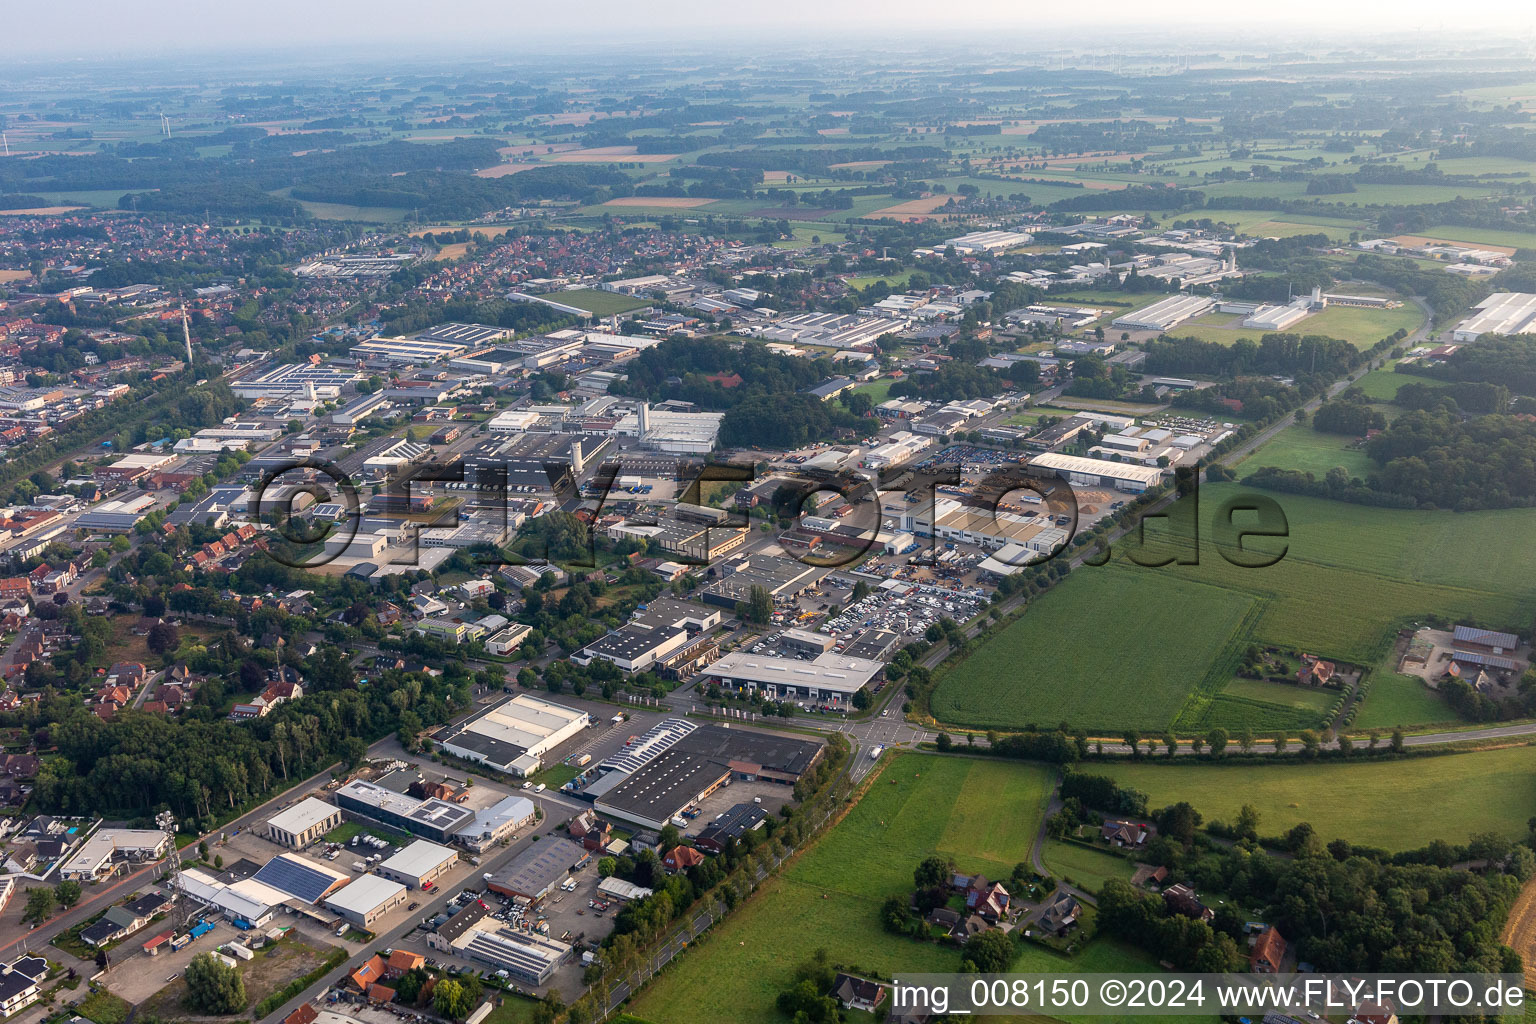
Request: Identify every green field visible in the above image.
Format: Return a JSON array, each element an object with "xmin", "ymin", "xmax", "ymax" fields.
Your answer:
[
  {"xmin": 1297, "ymin": 303, "xmax": 1426, "ymax": 349},
  {"xmin": 1092, "ymin": 745, "xmax": 1536, "ymax": 850},
  {"xmin": 552, "ymin": 288, "xmax": 653, "ymax": 316},
  {"xmin": 1351, "ymin": 366, "xmax": 1446, "ymax": 402},
  {"xmin": 1220, "ymin": 676, "xmax": 1337, "ymax": 714},
  {"xmin": 628, "ymin": 753, "xmax": 1216, "ymax": 1024},
  {"xmin": 1236, "ymin": 424, "xmax": 1375, "ymax": 479},
  {"xmin": 932, "ymin": 566, "xmax": 1257, "ymax": 732},
  {"xmin": 933, "ymin": 481, "xmax": 1536, "ymax": 733},
  {"xmin": 1042, "ymin": 839, "xmax": 1137, "ymax": 894}
]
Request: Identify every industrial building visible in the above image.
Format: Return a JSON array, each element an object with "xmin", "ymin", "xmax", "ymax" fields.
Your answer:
[
  {"xmin": 436, "ymin": 693, "xmax": 591, "ymax": 777},
  {"xmin": 457, "ymin": 795, "xmax": 537, "ymax": 853},
  {"xmin": 350, "ymin": 336, "xmax": 472, "ymax": 365},
  {"xmin": 376, "ymin": 840, "xmax": 459, "ymax": 890},
  {"xmin": 1110, "ymin": 294, "xmax": 1215, "ymax": 332},
  {"xmin": 942, "ymin": 229, "xmax": 1035, "ymax": 254},
  {"xmin": 324, "ymin": 874, "xmax": 409, "ymax": 928},
  {"xmin": 614, "ymin": 404, "xmax": 723, "ymax": 454},
  {"xmin": 266, "ymin": 798, "xmax": 343, "ymax": 849},
  {"xmin": 75, "ymin": 494, "xmax": 157, "ymax": 532},
  {"xmin": 487, "ymin": 838, "xmax": 589, "ymax": 903},
  {"xmin": 701, "ymin": 650, "xmax": 883, "ymax": 705},
  {"xmin": 695, "ymin": 802, "xmax": 769, "ymax": 854},
  {"xmin": 230, "ymin": 363, "xmax": 355, "ymax": 401},
  {"xmin": 334, "ymin": 779, "xmax": 476, "ymax": 843},
  {"xmin": 572, "ymin": 623, "xmax": 691, "ymax": 674},
  {"xmin": 415, "ymin": 322, "xmax": 513, "ymax": 347},
  {"xmin": 750, "ymin": 312, "xmax": 896, "ymax": 349},
  {"xmin": 588, "ymin": 724, "xmax": 821, "ymax": 829},
  {"xmin": 1452, "ymin": 292, "xmax": 1536, "ymax": 342},
  {"xmin": 251, "ymin": 853, "xmax": 351, "ymax": 905},
  {"xmin": 698, "ymin": 554, "xmax": 820, "ymax": 609},
  {"xmin": 427, "ymin": 903, "xmax": 571, "ymax": 985},
  {"xmin": 1029, "ymin": 452, "xmax": 1165, "ymax": 492},
  {"xmin": 175, "ymin": 867, "xmax": 290, "ymax": 928}
]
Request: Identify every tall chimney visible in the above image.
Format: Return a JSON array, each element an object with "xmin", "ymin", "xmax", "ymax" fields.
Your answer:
[{"xmin": 570, "ymin": 439, "xmax": 584, "ymax": 475}]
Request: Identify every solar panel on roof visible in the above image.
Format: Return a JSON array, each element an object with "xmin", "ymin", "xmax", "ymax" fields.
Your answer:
[{"xmin": 252, "ymin": 854, "xmax": 342, "ymax": 904}]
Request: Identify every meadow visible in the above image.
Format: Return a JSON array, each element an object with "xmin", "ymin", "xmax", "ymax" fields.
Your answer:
[
  {"xmin": 931, "ymin": 482, "xmax": 1536, "ymax": 734},
  {"xmin": 1092, "ymin": 745, "xmax": 1536, "ymax": 850},
  {"xmin": 627, "ymin": 753, "xmax": 1218, "ymax": 1024},
  {"xmin": 1235, "ymin": 424, "xmax": 1375, "ymax": 479},
  {"xmin": 1297, "ymin": 303, "xmax": 1426, "ymax": 349}
]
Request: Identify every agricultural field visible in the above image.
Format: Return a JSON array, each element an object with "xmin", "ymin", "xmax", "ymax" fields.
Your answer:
[
  {"xmin": 549, "ymin": 288, "xmax": 653, "ymax": 316},
  {"xmin": 932, "ymin": 482, "xmax": 1536, "ymax": 734},
  {"xmin": 1091, "ymin": 745, "xmax": 1536, "ymax": 851},
  {"xmin": 628, "ymin": 752, "xmax": 1217, "ymax": 1024}
]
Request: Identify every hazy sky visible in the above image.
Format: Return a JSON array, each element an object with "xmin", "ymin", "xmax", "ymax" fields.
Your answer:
[{"xmin": 12, "ymin": 0, "xmax": 1536, "ymax": 58}]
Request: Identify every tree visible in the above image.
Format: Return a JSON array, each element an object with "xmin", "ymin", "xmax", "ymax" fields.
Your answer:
[
  {"xmin": 1237, "ymin": 728, "xmax": 1255, "ymax": 754},
  {"xmin": 435, "ymin": 978, "xmax": 477, "ymax": 1019},
  {"xmin": 1234, "ymin": 804, "xmax": 1261, "ymax": 842},
  {"xmin": 962, "ymin": 929, "xmax": 1015, "ymax": 973},
  {"xmin": 1206, "ymin": 727, "xmax": 1228, "ymax": 757},
  {"xmin": 184, "ymin": 952, "xmax": 246, "ymax": 1014},
  {"xmin": 1164, "ymin": 733, "xmax": 1178, "ymax": 758},
  {"xmin": 1273, "ymin": 731, "xmax": 1288, "ymax": 754},
  {"xmin": 914, "ymin": 855, "xmax": 955, "ymax": 890},
  {"xmin": 1123, "ymin": 730, "xmax": 1141, "ymax": 757},
  {"xmin": 1390, "ymin": 728, "xmax": 1405, "ymax": 753},
  {"xmin": 935, "ymin": 732, "xmax": 952, "ymax": 752},
  {"xmin": 22, "ymin": 887, "xmax": 53, "ymax": 925},
  {"xmin": 1299, "ymin": 729, "xmax": 1321, "ymax": 757},
  {"xmin": 147, "ymin": 622, "xmax": 181, "ymax": 656},
  {"xmin": 55, "ymin": 879, "xmax": 82, "ymax": 908}
]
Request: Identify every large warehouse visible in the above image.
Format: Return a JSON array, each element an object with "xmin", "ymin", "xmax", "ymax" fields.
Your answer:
[
  {"xmin": 487, "ymin": 838, "xmax": 590, "ymax": 903},
  {"xmin": 266, "ymin": 798, "xmax": 342, "ymax": 849},
  {"xmin": 324, "ymin": 874, "xmax": 409, "ymax": 928},
  {"xmin": 1029, "ymin": 452, "xmax": 1165, "ymax": 493},
  {"xmin": 376, "ymin": 840, "xmax": 459, "ymax": 890},
  {"xmin": 587, "ymin": 722, "xmax": 823, "ymax": 829},
  {"xmin": 1111, "ymin": 294, "xmax": 1214, "ymax": 332},
  {"xmin": 428, "ymin": 903, "xmax": 571, "ymax": 985},
  {"xmin": 437, "ymin": 694, "xmax": 591, "ymax": 777},
  {"xmin": 1452, "ymin": 292, "xmax": 1536, "ymax": 342},
  {"xmin": 701, "ymin": 650, "xmax": 884, "ymax": 705}
]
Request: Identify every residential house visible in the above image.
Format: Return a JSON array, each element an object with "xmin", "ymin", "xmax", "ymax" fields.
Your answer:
[
  {"xmin": 347, "ymin": 954, "xmax": 387, "ymax": 992},
  {"xmin": 1163, "ymin": 883, "xmax": 1215, "ymax": 923},
  {"xmin": 830, "ymin": 973, "xmax": 887, "ymax": 1013},
  {"xmin": 662, "ymin": 846, "xmax": 705, "ymax": 874},
  {"xmin": 1038, "ymin": 890, "xmax": 1081, "ymax": 935},
  {"xmin": 0, "ymin": 955, "xmax": 49, "ymax": 1018},
  {"xmin": 384, "ymin": 949, "xmax": 424, "ymax": 979},
  {"xmin": 1249, "ymin": 926, "xmax": 1287, "ymax": 974},
  {"xmin": 1297, "ymin": 653, "xmax": 1335, "ymax": 687},
  {"xmin": 1101, "ymin": 820, "xmax": 1152, "ymax": 847},
  {"xmin": 964, "ymin": 876, "xmax": 1011, "ymax": 922}
]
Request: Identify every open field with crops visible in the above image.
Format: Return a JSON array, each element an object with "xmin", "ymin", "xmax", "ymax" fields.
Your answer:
[
  {"xmin": 1092, "ymin": 745, "xmax": 1536, "ymax": 850},
  {"xmin": 628, "ymin": 753, "xmax": 1217, "ymax": 1024},
  {"xmin": 932, "ymin": 482, "xmax": 1536, "ymax": 734}
]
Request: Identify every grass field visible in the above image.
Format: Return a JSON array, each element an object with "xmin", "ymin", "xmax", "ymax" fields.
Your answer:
[
  {"xmin": 1092, "ymin": 745, "xmax": 1536, "ymax": 850},
  {"xmin": 1042, "ymin": 839, "xmax": 1137, "ymax": 894},
  {"xmin": 1351, "ymin": 366, "xmax": 1446, "ymax": 402},
  {"xmin": 628, "ymin": 753, "xmax": 1217, "ymax": 1024},
  {"xmin": 932, "ymin": 481, "xmax": 1536, "ymax": 734},
  {"xmin": 1220, "ymin": 676, "xmax": 1337, "ymax": 714},
  {"xmin": 1235, "ymin": 424, "xmax": 1375, "ymax": 479},
  {"xmin": 1296, "ymin": 303, "xmax": 1426, "ymax": 350},
  {"xmin": 931, "ymin": 566, "xmax": 1257, "ymax": 732},
  {"xmin": 550, "ymin": 288, "xmax": 653, "ymax": 316},
  {"xmin": 1352, "ymin": 659, "xmax": 1457, "ymax": 730}
]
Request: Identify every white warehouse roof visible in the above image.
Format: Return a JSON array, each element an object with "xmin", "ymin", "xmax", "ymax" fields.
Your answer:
[
  {"xmin": 379, "ymin": 840, "xmax": 458, "ymax": 878},
  {"xmin": 324, "ymin": 874, "xmax": 407, "ymax": 915},
  {"xmin": 1029, "ymin": 452, "xmax": 1165, "ymax": 485},
  {"xmin": 267, "ymin": 797, "xmax": 339, "ymax": 837}
]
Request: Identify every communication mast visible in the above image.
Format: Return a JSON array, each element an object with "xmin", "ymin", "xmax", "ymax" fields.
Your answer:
[
  {"xmin": 156, "ymin": 810, "xmax": 190, "ymax": 930},
  {"xmin": 181, "ymin": 303, "xmax": 194, "ymax": 366}
]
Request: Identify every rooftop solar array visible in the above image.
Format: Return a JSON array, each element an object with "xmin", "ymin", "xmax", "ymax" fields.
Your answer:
[{"xmin": 252, "ymin": 853, "xmax": 348, "ymax": 904}]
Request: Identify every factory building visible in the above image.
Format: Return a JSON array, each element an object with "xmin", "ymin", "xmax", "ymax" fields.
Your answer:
[
  {"xmin": 323, "ymin": 874, "xmax": 409, "ymax": 928},
  {"xmin": 486, "ymin": 838, "xmax": 590, "ymax": 903},
  {"xmin": 1028, "ymin": 452, "xmax": 1166, "ymax": 492},
  {"xmin": 701, "ymin": 650, "xmax": 883, "ymax": 706},
  {"xmin": 1452, "ymin": 292, "xmax": 1536, "ymax": 342},
  {"xmin": 1110, "ymin": 295, "xmax": 1215, "ymax": 332},
  {"xmin": 436, "ymin": 694, "xmax": 591, "ymax": 777},
  {"xmin": 942, "ymin": 230, "xmax": 1035, "ymax": 254},
  {"xmin": 334, "ymin": 779, "xmax": 476, "ymax": 843},
  {"xmin": 376, "ymin": 840, "xmax": 459, "ymax": 890}
]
